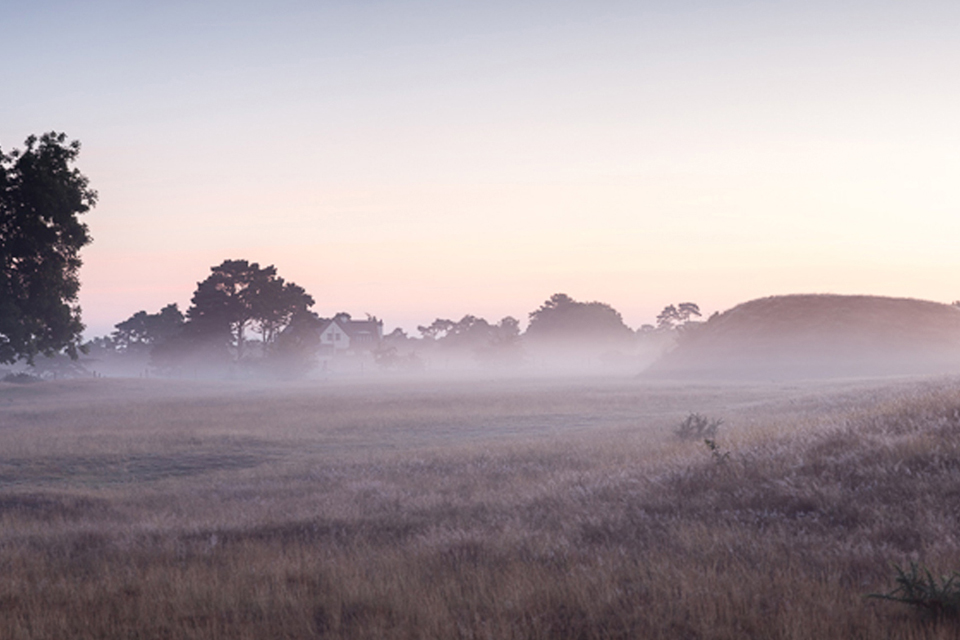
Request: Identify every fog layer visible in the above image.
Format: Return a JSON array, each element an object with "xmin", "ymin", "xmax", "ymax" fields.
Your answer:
[{"xmin": 646, "ymin": 294, "xmax": 960, "ymax": 380}]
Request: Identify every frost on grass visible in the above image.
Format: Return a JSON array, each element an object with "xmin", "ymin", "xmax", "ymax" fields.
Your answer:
[{"xmin": 2, "ymin": 377, "xmax": 960, "ymax": 638}]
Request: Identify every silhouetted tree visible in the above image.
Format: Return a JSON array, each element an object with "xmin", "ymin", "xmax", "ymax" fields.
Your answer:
[
  {"xmin": 656, "ymin": 305, "xmax": 680, "ymax": 329},
  {"xmin": 384, "ymin": 327, "xmax": 409, "ymax": 342},
  {"xmin": 251, "ymin": 280, "xmax": 314, "ymax": 351},
  {"xmin": 112, "ymin": 304, "xmax": 184, "ymax": 354},
  {"xmin": 418, "ymin": 318, "xmax": 455, "ymax": 341},
  {"xmin": 184, "ymin": 266, "xmax": 241, "ymax": 354},
  {"xmin": 496, "ymin": 316, "xmax": 521, "ymax": 341},
  {"xmin": 183, "ymin": 260, "xmax": 314, "ymax": 361},
  {"xmin": 413, "ymin": 315, "xmax": 523, "ymax": 365},
  {"xmin": 477, "ymin": 316, "xmax": 523, "ymax": 364},
  {"xmin": 443, "ymin": 315, "xmax": 495, "ymax": 351},
  {"xmin": 0, "ymin": 133, "xmax": 97, "ymax": 364},
  {"xmin": 176, "ymin": 260, "xmax": 315, "ymax": 365},
  {"xmin": 525, "ymin": 293, "xmax": 633, "ymax": 344},
  {"xmin": 677, "ymin": 302, "xmax": 702, "ymax": 323},
  {"xmin": 657, "ymin": 302, "xmax": 702, "ymax": 329}
]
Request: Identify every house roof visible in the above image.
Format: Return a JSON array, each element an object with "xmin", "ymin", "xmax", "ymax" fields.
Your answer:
[{"xmin": 317, "ymin": 317, "xmax": 383, "ymax": 339}]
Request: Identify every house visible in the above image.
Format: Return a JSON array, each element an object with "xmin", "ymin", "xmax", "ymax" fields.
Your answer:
[{"xmin": 317, "ymin": 313, "xmax": 383, "ymax": 355}]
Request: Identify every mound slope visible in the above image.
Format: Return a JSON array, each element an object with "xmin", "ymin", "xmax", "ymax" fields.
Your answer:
[{"xmin": 647, "ymin": 294, "xmax": 960, "ymax": 379}]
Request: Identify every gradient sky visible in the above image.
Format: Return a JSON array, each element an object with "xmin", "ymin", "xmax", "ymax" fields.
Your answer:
[{"xmin": 3, "ymin": 1, "xmax": 959, "ymax": 336}]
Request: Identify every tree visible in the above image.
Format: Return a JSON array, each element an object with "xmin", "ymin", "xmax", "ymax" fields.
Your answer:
[
  {"xmin": 525, "ymin": 293, "xmax": 633, "ymax": 344},
  {"xmin": 442, "ymin": 315, "xmax": 495, "ymax": 351},
  {"xmin": 656, "ymin": 302, "xmax": 702, "ymax": 329},
  {"xmin": 416, "ymin": 315, "xmax": 520, "ymax": 352},
  {"xmin": 251, "ymin": 280, "xmax": 314, "ymax": 351},
  {"xmin": 185, "ymin": 260, "xmax": 260, "ymax": 358},
  {"xmin": 384, "ymin": 327, "xmax": 409, "ymax": 342},
  {"xmin": 183, "ymin": 259, "xmax": 314, "ymax": 362},
  {"xmin": 677, "ymin": 302, "xmax": 702, "ymax": 323},
  {"xmin": 417, "ymin": 318, "xmax": 455, "ymax": 341},
  {"xmin": 112, "ymin": 304, "xmax": 184, "ymax": 354},
  {"xmin": 656, "ymin": 305, "xmax": 680, "ymax": 330},
  {"xmin": 476, "ymin": 316, "xmax": 523, "ymax": 365},
  {"xmin": 412, "ymin": 314, "xmax": 523, "ymax": 366},
  {"xmin": 0, "ymin": 133, "xmax": 97, "ymax": 364},
  {"xmin": 269, "ymin": 308, "xmax": 323, "ymax": 377},
  {"xmin": 495, "ymin": 316, "xmax": 520, "ymax": 342}
]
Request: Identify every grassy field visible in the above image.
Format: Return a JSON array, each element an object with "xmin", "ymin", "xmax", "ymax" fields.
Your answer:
[{"xmin": 2, "ymin": 373, "xmax": 960, "ymax": 638}]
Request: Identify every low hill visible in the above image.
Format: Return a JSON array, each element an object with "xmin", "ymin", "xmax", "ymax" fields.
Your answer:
[{"xmin": 646, "ymin": 294, "xmax": 960, "ymax": 379}]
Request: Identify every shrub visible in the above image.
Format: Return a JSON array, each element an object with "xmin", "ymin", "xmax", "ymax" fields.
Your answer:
[
  {"xmin": 674, "ymin": 413, "xmax": 722, "ymax": 440},
  {"xmin": 869, "ymin": 563, "xmax": 960, "ymax": 620}
]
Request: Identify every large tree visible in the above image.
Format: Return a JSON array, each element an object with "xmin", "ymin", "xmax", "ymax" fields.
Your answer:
[
  {"xmin": 0, "ymin": 133, "xmax": 97, "ymax": 364},
  {"xmin": 525, "ymin": 293, "xmax": 633, "ymax": 345},
  {"xmin": 184, "ymin": 260, "xmax": 314, "ymax": 361}
]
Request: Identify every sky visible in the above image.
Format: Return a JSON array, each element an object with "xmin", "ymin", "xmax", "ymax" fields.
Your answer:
[{"xmin": 3, "ymin": 0, "xmax": 959, "ymax": 337}]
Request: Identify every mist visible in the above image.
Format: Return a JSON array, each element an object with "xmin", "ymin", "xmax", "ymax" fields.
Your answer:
[
  {"xmin": 646, "ymin": 294, "xmax": 960, "ymax": 381},
  {"xmin": 6, "ymin": 356, "xmax": 960, "ymax": 636},
  {"xmin": 6, "ymin": 293, "xmax": 960, "ymax": 638}
]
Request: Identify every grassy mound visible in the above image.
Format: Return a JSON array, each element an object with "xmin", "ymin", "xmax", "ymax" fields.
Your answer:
[{"xmin": 648, "ymin": 294, "xmax": 960, "ymax": 379}]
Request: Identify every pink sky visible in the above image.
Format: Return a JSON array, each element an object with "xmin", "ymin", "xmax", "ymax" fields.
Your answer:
[{"xmin": 4, "ymin": 1, "xmax": 959, "ymax": 336}]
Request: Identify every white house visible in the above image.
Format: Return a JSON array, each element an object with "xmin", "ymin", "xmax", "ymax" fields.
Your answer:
[{"xmin": 317, "ymin": 313, "xmax": 383, "ymax": 354}]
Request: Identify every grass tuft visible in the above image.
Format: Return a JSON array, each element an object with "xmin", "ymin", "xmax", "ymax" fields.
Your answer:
[{"xmin": 870, "ymin": 563, "xmax": 960, "ymax": 620}]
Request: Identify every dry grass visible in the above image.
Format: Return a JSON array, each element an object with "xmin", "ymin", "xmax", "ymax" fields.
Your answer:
[{"xmin": 2, "ymin": 374, "xmax": 960, "ymax": 638}]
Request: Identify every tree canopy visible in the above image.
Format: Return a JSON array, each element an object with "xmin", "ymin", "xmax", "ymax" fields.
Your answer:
[
  {"xmin": 656, "ymin": 302, "xmax": 702, "ymax": 330},
  {"xmin": 525, "ymin": 293, "xmax": 633, "ymax": 345},
  {"xmin": 182, "ymin": 259, "xmax": 315, "ymax": 361},
  {"xmin": 112, "ymin": 304, "xmax": 184, "ymax": 354},
  {"xmin": 0, "ymin": 133, "xmax": 97, "ymax": 364},
  {"xmin": 418, "ymin": 315, "xmax": 520, "ymax": 355}
]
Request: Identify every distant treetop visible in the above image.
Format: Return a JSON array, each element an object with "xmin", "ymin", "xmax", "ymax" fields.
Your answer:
[{"xmin": 525, "ymin": 293, "xmax": 633, "ymax": 344}]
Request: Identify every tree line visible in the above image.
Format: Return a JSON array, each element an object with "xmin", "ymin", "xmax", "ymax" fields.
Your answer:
[
  {"xmin": 85, "ymin": 259, "xmax": 320, "ymax": 376},
  {"xmin": 84, "ymin": 276, "xmax": 701, "ymax": 376},
  {"xmin": 1, "ymin": 132, "xmax": 702, "ymax": 377}
]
